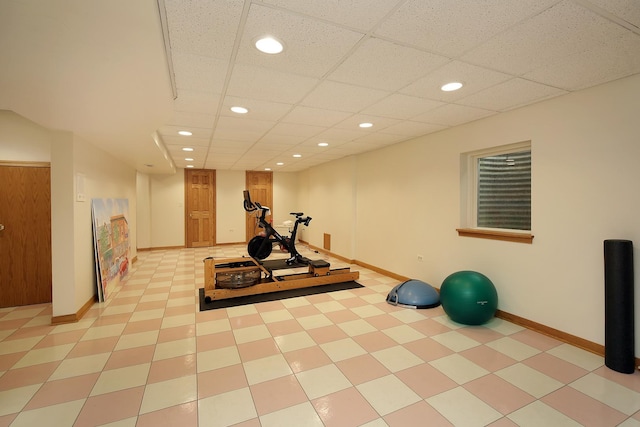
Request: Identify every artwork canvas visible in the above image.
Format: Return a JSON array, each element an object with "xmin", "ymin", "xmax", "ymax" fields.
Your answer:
[{"xmin": 91, "ymin": 198, "xmax": 130, "ymax": 301}]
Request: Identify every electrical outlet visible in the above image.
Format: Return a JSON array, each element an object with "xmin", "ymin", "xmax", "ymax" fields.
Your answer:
[{"xmin": 417, "ymin": 254, "xmax": 424, "ymax": 262}]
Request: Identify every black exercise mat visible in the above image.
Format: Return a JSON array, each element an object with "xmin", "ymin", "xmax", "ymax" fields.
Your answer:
[{"xmin": 199, "ymin": 281, "xmax": 364, "ymax": 311}]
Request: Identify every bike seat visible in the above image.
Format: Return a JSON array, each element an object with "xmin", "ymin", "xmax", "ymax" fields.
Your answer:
[{"xmin": 290, "ymin": 212, "xmax": 303, "ymax": 217}]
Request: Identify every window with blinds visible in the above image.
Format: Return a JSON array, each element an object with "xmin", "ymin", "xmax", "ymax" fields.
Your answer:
[{"xmin": 477, "ymin": 150, "xmax": 531, "ymax": 231}]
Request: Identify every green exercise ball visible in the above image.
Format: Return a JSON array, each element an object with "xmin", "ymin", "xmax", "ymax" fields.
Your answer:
[{"xmin": 440, "ymin": 271, "xmax": 498, "ymax": 325}]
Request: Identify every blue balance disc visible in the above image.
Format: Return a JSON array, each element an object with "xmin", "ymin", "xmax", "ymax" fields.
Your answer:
[{"xmin": 386, "ymin": 279, "xmax": 441, "ymax": 309}]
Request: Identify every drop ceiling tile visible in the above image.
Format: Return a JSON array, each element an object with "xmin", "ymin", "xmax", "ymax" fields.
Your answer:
[
  {"xmin": 261, "ymin": 0, "xmax": 403, "ymax": 31},
  {"xmin": 461, "ymin": 1, "xmax": 631, "ymax": 77},
  {"xmin": 374, "ymin": 0, "xmax": 560, "ymax": 56},
  {"xmin": 334, "ymin": 114, "xmax": 402, "ymax": 132},
  {"xmin": 360, "ymin": 93, "xmax": 443, "ymax": 120},
  {"xmin": 169, "ymin": 111, "xmax": 215, "ymax": 129},
  {"xmin": 400, "ymin": 61, "xmax": 513, "ymax": 102},
  {"xmin": 258, "ymin": 133, "xmax": 307, "ymax": 146},
  {"xmin": 328, "ymin": 37, "xmax": 449, "ymax": 91},
  {"xmin": 310, "ymin": 128, "xmax": 363, "ymax": 144},
  {"xmin": 209, "ymin": 141, "xmax": 253, "ymax": 152},
  {"xmin": 163, "ymin": 0, "xmax": 243, "ymax": 59},
  {"xmin": 267, "ymin": 122, "xmax": 326, "ymax": 139},
  {"xmin": 172, "ymin": 51, "xmax": 229, "ymax": 93},
  {"xmin": 414, "ymin": 104, "xmax": 497, "ymax": 127},
  {"xmin": 585, "ymin": 0, "xmax": 640, "ymax": 28},
  {"xmin": 378, "ymin": 120, "xmax": 446, "ymax": 137},
  {"xmin": 352, "ymin": 132, "xmax": 409, "ymax": 145},
  {"xmin": 220, "ymin": 96, "xmax": 293, "ymax": 121},
  {"xmin": 282, "ymin": 106, "xmax": 352, "ymax": 127},
  {"xmin": 457, "ymin": 78, "xmax": 567, "ymax": 111},
  {"xmin": 235, "ymin": 4, "xmax": 364, "ymax": 78},
  {"xmin": 212, "ymin": 116, "xmax": 275, "ymax": 141},
  {"xmin": 158, "ymin": 125, "xmax": 212, "ymax": 140},
  {"xmin": 524, "ymin": 31, "xmax": 640, "ymax": 90},
  {"xmin": 174, "ymin": 89, "xmax": 220, "ymax": 115},
  {"xmin": 226, "ymin": 64, "xmax": 319, "ymax": 104},
  {"xmin": 164, "ymin": 136, "xmax": 210, "ymax": 148},
  {"xmin": 300, "ymin": 80, "xmax": 390, "ymax": 113}
]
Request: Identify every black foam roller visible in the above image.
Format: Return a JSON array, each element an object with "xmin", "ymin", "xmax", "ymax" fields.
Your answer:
[{"xmin": 604, "ymin": 239, "xmax": 635, "ymax": 374}]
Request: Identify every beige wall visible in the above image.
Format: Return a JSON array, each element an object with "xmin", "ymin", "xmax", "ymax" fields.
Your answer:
[
  {"xmin": 300, "ymin": 73, "xmax": 640, "ymax": 353},
  {"xmin": 1, "ymin": 110, "xmax": 138, "ymax": 317}
]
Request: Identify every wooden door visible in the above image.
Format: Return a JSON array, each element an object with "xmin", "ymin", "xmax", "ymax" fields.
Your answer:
[
  {"xmin": 185, "ymin": 169, "xmax": 216, "ymax": 248},
  {"xmin": 245, "ymin": 171, "xmax": 273, "ymax": 242},
  {"xmin": 0, "ymin": 163, "xmax": 52, "ymax": 308}
]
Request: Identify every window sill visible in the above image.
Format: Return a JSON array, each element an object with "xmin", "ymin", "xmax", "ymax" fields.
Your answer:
[{"xmin": 456, "ymin": 228, "xmax": 534, "ymax": 244}]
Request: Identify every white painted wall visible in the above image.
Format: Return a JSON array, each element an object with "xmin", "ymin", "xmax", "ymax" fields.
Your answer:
[
  {"xmin": 148, "ymin": 172, "xmax": 184, "ymax": 248},
  {"xmin": 301, "ymin": 73, "xmax": 640, "ymax": 353},
  {"xmin": 136, "ymin": 172, "xmax": 152, "ymax": 249},
  {"xmin": 297, "ymin": 156, "xmax": 358, "ymax": 257},
  {"xmin": 216, "ymin": 170, "xmax": 246, "ymax": 244},
  {"xmin": 1, "ymin": 110, "xmax": 138, "ymax": 316},
  {"xmin": 0, "ymin": 110, "xmax": 51, "ymax": 161}
]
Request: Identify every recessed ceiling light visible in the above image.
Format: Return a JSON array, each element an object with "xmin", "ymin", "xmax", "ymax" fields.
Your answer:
[
  {"xmin": 359, "ymin": 122, "xmax": 373, "ymax": 128},
  {"xmin": 264, "ymin": 168, "xmax": 272, "ymax": 171},
  {"xmin": 185, "ymin": 157, "xmax": 194, "ymax": 161},
  {"xmin": 318, "ymin": 142, "xmax": 329, "ymax": 147},
  {"xmin": 230, "ymin": 106, "xmax": 248, "ymax": 114},
  {"xmin": 178, "ymin": 130, "xmax": 192, "ymax": 136},
  {"xmin": 276, "ymin": 162, "xmax": 284, "ymax": 166},
  {"xmin": 441, "ymin": 82, "xmax": 463, "ymax": 92},
  {"xmin": 255, "ymin": 37, "xmax": 284, "ymax": 54},
  {"xmin": 293, "ymin": 154, "xmax": 302, "ymax": 158},
  {"xmin": 186, "ymin": 165, "xmax": 194, "ymax": 168},
  {"xmin": 182, "ymin": 147, "xmax": 194, "ymax": 152}
]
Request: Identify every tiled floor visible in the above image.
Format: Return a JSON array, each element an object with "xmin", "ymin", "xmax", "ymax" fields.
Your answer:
[{"xmin": 1, "ymin": 244, "xmax": 640, "ymax": 427}]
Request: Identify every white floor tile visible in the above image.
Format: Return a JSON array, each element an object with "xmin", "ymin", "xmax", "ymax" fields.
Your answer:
[
  {"xmin": 115, "ymin": 330, "xmax": 159, "ymax": 351},
  {"xmin": 129, "ymin": 309, "xmax": 165, "ymax": 322},
  {"xmin": 430, "ymin": 353, "xmax": 489, "ymax": 385},
  {"xmin": 496, "ymin": 363, "xmax": 563, "ymax": 398},
  {"xmin": 570, "ymin": 373, "xmax": 640, "ymax": 415},
  {"xmin": 8, "ymin": 398, "xmax": 85, "ymax": 427},
  {"xmin": 338, "ymin": 319, "xmax": 377, "ymax": 337},
  {"xmin": 432, "ymin": 330, "xmax": 481, "ymax": 352},
  {"xmin": 243, "ymin": 354, "xmax": 293, "ymax": 385},
  {"xmin": 233, "ymin": 324, "xmax": 272, "ymax": 344},
  {"xmin": 372, "ymin": 345, "xmax": 423, "ymax": 372},
  {"xmin": 486, "ymin": 336, "xmax": 541, "ymax": 361},
  {"xmin": 0, "ymin": 384, "xmax": 42, "ymax": 416},
  {"xmin": 80, "ymin": 324, "xmax": 126, "ymax": 341},
  {"xmin": 382, "ymin": 324, "xmax": 426, "ymax": 344},
  {"xmin": 274, "ymin": 331, "xmax": 316, "ymax": 353},
  {"xmin": 12, "ymin": 343, "xmax": 76, "ymax": 369},
  {"xmin": 296, "ymin": 364, "xmax": 351, "ymax": 399},
  {"xmin": 547, "ymin": 343, "xmax": 604, "ymax": 371},
  {"xmin": 196, "ymin": 318, "xmax": 231, "ymax": 336},
  {"xmin": 427, "ymin": 386, "xmax": 502, "ymax": 427},
  {"xmin": 198, "ymin": 387, "xmax": 257, "ymax": 427},
  {"xmin": 196, "ymin": 346, "xmax": 241, "ymax": 373},
  {"xmin": 356, "ymin": 374, "xmax": 421, "ymax": 416},
  {"xmin": 90, "ymin": 363, "xmax": 151, "ymax": 396},
  {"xmin": 153, "ymin": 337, "xmax": 196, "ymax": 361},
  {"xmin": 260, "ymin": 401, "xmax": 323, "ymax": 427},
  {"xmin": 160, "ymin": 313, "xmax": 195, "ymax": 329},
  {"xmin": 297, "ymin": 314, "xmax": 333, "ymax": 330},
  {"xmin": 139, "ymin": 375, "xmax": 197, "ymax": 414},
  {"xmin": 49, "ymin": 352, "xmax": 110, "ymax": 381},
  {"xmin": 508, "ymin": 400, "xmax": 582, "ymax": 426},
  {"xmin": 260, "ymin": 309, "xmax": 294, "ymax": 324},
  {"xmin": 320, "ymin": 338, "xmax": 367, "ymax": 362}
]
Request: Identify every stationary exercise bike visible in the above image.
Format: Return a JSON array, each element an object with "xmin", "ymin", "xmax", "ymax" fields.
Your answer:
[{"xmin": 243, "ymin": 190, "xmax": 311, "ymax": 265}]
